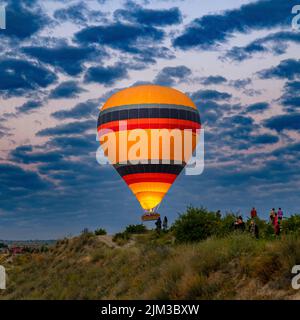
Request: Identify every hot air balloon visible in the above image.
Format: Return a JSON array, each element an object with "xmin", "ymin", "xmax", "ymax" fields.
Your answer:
[{"xmin": 97, "ymin": 85, "xmax": 201, "ymax": 221}]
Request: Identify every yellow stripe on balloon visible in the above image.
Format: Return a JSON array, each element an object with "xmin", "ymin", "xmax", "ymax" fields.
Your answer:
[
  {"xmin": 101, "ymin": 85, "xmax": 197, "ymax": 111},
  {"xmin": 128, "ymin": 182, "xmax": 172, "ymax": 195},
  {"xmin": 99, "ymin": 129, "xmax": 199, "ymax": 164},
  {"xmin": 135, "ymin": 191, "xmax": 166, "ymax": 210}
]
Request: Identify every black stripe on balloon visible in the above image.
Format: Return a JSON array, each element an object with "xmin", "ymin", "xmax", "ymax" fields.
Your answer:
[
  {"xmin": 98, "ymin": 107, "xmax": 200, "ymax": 127},
  {"xmin": 114, "ymin": 164, "xmax": 185, "ymax": 176}
]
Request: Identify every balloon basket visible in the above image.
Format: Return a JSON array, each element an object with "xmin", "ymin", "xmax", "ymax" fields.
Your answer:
[{"xmin": 141, "ymin": 212, "xmax": 160, "ymax": 222}]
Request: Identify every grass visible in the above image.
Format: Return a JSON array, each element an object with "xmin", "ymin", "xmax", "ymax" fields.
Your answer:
[{"xmin": 0, "ymin": 231, "xmax": 300, "ymax": 299}]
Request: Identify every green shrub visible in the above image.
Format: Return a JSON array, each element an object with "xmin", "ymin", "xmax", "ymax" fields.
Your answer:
[
  {"xmin": 216, "ymin": 213, "xmax": 236, "ymax": 237},
  {"xmin": 173, "ymin": 206, "xmax": 220, "ymax": 243},
  {"xmin": 125, "ymin": 224, "xmax": 147, "ymax": 234},
  {"xmin": 94, "ymin": 228, "xmax": 107, "ymax": 236},
  {"xmin": 282, "ymin": 214, "xmax": 300, "ymax": 234},
  {"xmin": 112, "ymin": 232, "xmax": 131, "ymax": 245}
]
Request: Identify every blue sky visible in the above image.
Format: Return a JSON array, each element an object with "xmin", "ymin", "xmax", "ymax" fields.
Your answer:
[{"xmin": 1, "ymin": 0, "xmax": 300, "ymax": 239}]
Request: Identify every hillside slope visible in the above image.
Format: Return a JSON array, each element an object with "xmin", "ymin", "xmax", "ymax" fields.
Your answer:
[{"xmin": 1, "ymin": 232, "xmax": 300, "ymax": 300}]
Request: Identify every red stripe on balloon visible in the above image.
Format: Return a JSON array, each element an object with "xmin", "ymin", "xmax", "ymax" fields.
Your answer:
[{"xmin": 123, "ymin": 173, "xmax": 177, "ymax": 185}]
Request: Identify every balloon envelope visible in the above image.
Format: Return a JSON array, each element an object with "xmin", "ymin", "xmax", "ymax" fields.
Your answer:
[{"xmin": 97, "ymin": 85, "xmax": 201, "ymax": 211}]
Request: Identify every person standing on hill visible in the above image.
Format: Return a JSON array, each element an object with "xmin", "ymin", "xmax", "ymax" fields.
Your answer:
[
  {"xmin": 277, "ymin": 208, "xmax": 283, "ymax": 222},
  {"xmin": 274, "ymin": 213, "xmax": 280, "ymax": 236},
  {"xmin": 163, "ymin": 216, "xmax": 168, "ymax": 231},
  {"xmin": 155, "ymin": 217, "xmax": 162, "ymax": 233},
  {"xmin": 270, "ymin": 208, "xmax": 276, "ymax": 224},
  {"xmin": 251, "ymin": 207, "xmax": 257, "ymax": 218},
  {"xmin": 249, "ymin": 220, "xmax": 259, "ymax": 239}
]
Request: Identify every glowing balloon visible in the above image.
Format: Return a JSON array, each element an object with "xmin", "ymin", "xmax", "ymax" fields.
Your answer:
[{"xmin": 97, "ymin": 85, "xmax": 201, "ymax": 212}]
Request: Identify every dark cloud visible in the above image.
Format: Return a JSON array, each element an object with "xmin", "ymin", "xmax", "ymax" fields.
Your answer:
[
  {"xmin": 173, "ymin": 0, "xmax": 297, "ymax": 50},
  {"xmin": 10, "ymin": 145, "xmax": 63, "ymax": 164},
  {"xmin": 258, "ymin": 59, "xmax": 300, "ymax": 80},
  {"xmin": 54, "ymin": 2, "xmax": 105, "ymax": 24},
  {"xmin": 199, "ymin": 75, "xmax": 227, "ymax": 85},
  {"xmin": 229, "ymin": 78, "xmax": 252, "ymax": 89},
  {"xmin": 251, "ymin": 134, "xmax": 279, "ymax": 145},
  {"xmin": 224, "ymin": 31, "xmax": 300, "ymax": 62},
  {"xmin": 264, "ymin": 113, "xmax": 300, "ymax": 132},
  {"xmin": 154, "ymin": 65, "xmax": 191, "ymax": 86},
  {"xmin": 0, "ymin": 163, "xmax": 50, "ymax": 200},
  {"xmin": 114, "ymin": 2, "xmax": 182, "ymax": 26},
  {"xmin": 280, "ymin": 81, "xmax": 300, "ymax": 112},
  {"xmin": 0, "ymin": 59, "xmax": 57, "ymax": 95},
  {"xmin": 84, "ymin": 64, "xmax": 128, "ymax": 86},
  {"xmin": 49, "ymin": 81, "xmax": 86, "ymax": 99},
  {"xmin": 36, "ymin": 120, "xmax": 95, "ymax": 136},
  {"xmin": 246, "ymin": 102, "xmax": 269, "ymax": 113},
  {"xmin": 74, "ymin": 23, "xmax": 164, "ymax": 53},
  {"xmin": 46, "ymin": 134, "xmax": 97, "ymax": 156},
  {"xmin": 51, "ymin": 100, "xmax": 99, "ymax": 120},
  {"xmin": 16, "ymin": 100, "xmax": 43, "ymax": 114},
  {"xmin": 0, "ymin": 0, "xmax": 50, "ymax": 40},
  {"xmin": 190, "ymin": 89, "xmax": 231, "ymax": 101},
  {"xmin": 23, "ymin": 45, "xmax": 98, "ymax": 76}
]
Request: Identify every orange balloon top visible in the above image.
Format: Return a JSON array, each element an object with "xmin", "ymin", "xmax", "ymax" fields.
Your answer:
[{"xmin": 101, "ymin": 85, "xmax": 197, "ymax": 111}]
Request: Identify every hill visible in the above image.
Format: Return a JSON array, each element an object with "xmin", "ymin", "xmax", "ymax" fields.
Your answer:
[{"xmin": 0, "ymin": 230, "xmax": 300, "ymax": 299}]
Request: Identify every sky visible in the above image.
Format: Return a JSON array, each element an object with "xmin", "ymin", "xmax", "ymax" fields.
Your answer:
[{"xmin": 1, "ymin": 0, "xmax": 300, "ymax": 239}]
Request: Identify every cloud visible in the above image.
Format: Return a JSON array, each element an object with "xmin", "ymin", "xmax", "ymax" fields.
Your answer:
[
  {"xmin": 74, "ymin": 22, "xmax": 164, "ymax": 53},
  {"xmin": 46, "ymin": 134, "xmax": 97, "ymax": 156},
  {"xmin": 246, "ymin": 102, "xmax": 269, "ymax": 113},
  {"xmin": 229, "ymin": 78, "xmax": 252, "ymax": 89},
  {"xmin": 36, "ymin": 120, "xmax": 95, "ymax": 136},
  {"xmin": 0, "ymin": 59, "xmax": 57, "ymax": 95},
  {"xmin": 258, "ymin": 59, "xmax": 300, "ymax": 80},
  {"xmin": 0, "ymin": 163, "xmax": 50, "ymax": 201},
  {"xmin": 251, "ymin": 134, "xmax": 279, "ymax": 145},
  {"xmin": 51, "ymin": 100, "xmax": 99, "ymax": 119},
  {"xmin": 0, "ymin": 0, "xmax": 50, "ymax": 40},
  {"xmin": 10, "ymin": 145, "xmax": 63, "ymax": 164},
  {"xmin": 224, "ymin": 31, "xmax": 300, "ymax": 62},
  {"xmin": 190, "ymin": 89, "xmax": 231, "ymax": 101},
  {"xmin": 114, "ymin": 2, "xmax": 182, "ymax": 26},
  {"xmin": 23, "ymin": 45, "xmax": 98, "ymax": 76},
  {"xmin": 84, "ymin": 64, "xmax": 128, "ymax": 86},
  {"xmin": 264, "ymin": 113, "xmax": 300, "ymax": 132},
  {"xmin": 173, "ymin": 0, "xmax": 297, "ymax": 50},
  {"xmin": 16, "ymin": 100, "xmax": 43, "ymax": 114},
  {"xmin": 280, "ymin": 81, "xmax": 300, "ymax": 112},
  {"xmin": 53, "ymin": 2, "xmax": 105, "ymax": 24},
  {"xmin": 49, "ymin": 81, "xmax": 86, "ymax": 99},
  {"xmin": 154, "ymin": 65, "xmax": 191, "ymax": 86},
  {"xmin": 199, "ymin": 75, "xmax": 227, "ymax": 85}
]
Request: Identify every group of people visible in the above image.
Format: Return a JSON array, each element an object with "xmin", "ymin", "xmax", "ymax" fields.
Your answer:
[
  {"xmin": 155, "ymin": 216, "xmax": 168, "ymax": 232},
  {"xmin": 233, "ymin": 216, "xmax": 259, "ymax": 238},
  {"xmin": 233, "ymin": 207, "xmax": 284, "ymax": 238}
]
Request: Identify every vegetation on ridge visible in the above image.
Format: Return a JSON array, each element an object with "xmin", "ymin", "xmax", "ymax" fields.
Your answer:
[{"xmin": 0, "ymin": 206, "xmax": 300, "ymax": 300}]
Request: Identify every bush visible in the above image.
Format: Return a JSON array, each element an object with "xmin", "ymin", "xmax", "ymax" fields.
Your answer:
[
  {"xmin": 125, "ymin": 224, "xmax": 147, "ymax": 234},
  {"xmin": 112, "ymin": 232, "xmax": 131, "ymax": 246},
  {"xmin": 282, "ymin": 214, "xmax": 300, "ymax": 235},
  {"xmin": 94, "ymin": 228, "xmax": 107, "ymax": 236},
  {"xmin": 173, "ymin": 206, "xmax": 220, "ymax": 243},
  {"xmin": 216, "ymin": 213, "xmax": 236, "ymax": 237}
]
